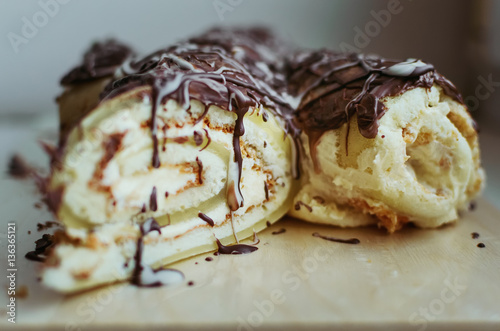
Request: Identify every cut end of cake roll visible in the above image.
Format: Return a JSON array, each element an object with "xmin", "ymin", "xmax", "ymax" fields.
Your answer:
[{"xmin": 288, "ymin": 52, "xmax": 484, "ymax": 232}]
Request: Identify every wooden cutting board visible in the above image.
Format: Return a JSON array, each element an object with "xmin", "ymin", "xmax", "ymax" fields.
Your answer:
[{"xmin": 0, "ymin": 120, "xmax": 499, "ymax": 331}]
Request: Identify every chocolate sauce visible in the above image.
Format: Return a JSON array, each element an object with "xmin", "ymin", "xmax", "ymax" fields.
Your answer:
[
  {"xmin": 149, "ymin": 186, "xmax": 158, "ymax": 212},
  {"xmin": 198, "ymin": 212, "xmax": 214, "ymax": 226},
  {"xmin": 477, "ymin": 243, "xmax": 485, "ymax": 248},
  {"xmin": 288, "ymin": 51, "xmax": 468, "ymax": 157},
  {"xmin": 61, "ymin": 40, "xmax": 133, "ymax": 85},
  {"xmin": 99, "ymin": 133, "xmax": 124, "ymax": 172},
  {"xmin": 312, "ymin": 232, "xmax": 360, "ymax": 244},
  {"xmin": 193, "ymin": 131, "xmax": 203, "ymax": 146},
  {"xmin": 196, "ymin": 157, "xmax": 203, "ymax": 184},
  {"xmin": 173, "ymin": 136, "xmax": 189, "ymax": 144},
  {"xmin": 54, "ymin": 28, "xmax": 472, "ymax": 224},
  {"xmin": 86, "ymin": 28, "xmax": 299, "ymax": 210},
  {"xmin": 25, "ymin": 234, "xmax": 54, "ymax": 262},
  {"xmin": 264, "ymin": 181, "xmax": 269, "ymax": 201},
  {"xmin": 7, "ymin": 155, "xmax": 32, "ymax": 178},
  {"xmin": 294, "ymin": 201, "xmax": 312, "ymax": 212},
  {"xmin": 205, "ymin": 257, "xmax": 213, "ymax": 262},
  {"xmin": 188, "ymin": 281, "xmax": 194, "ymax": 286},
  {"xmin": 200, "ymin": 128, "xmax": 211, "ymax": 151},
  {"xmin": 272, "ymin": 228, "xmax": 286, "ymax": 235},
  {"xmin": 266, "ymin": 221, "xmax": 271, "ymax": 227},
  {"xmin": 215, "ymin": 238, "xmax": 258, "ymax": 255},
  {"xmin": 131, "ymin": 217, "xmax": 184, "ymax": 287},
  {"xmin": 250, "ymin": 231, "xmax": 260, "ymax": 245},
  {"xmin": 471, "ymin": 232, "xmax": 480, "ymax": 239},
  {"xmin": 36, "ymin": 221, "xmax": 60, "ymax": 231},
  {"xmin": 469, "ymin": 202, "xmax": 477, "ymax": 211}
]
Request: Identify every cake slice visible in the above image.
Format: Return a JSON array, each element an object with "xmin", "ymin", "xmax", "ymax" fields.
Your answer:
[
  {"xmin": 287, "ymin": 51, "xmax": 484, "ymax": 232},
  {"xmin": 40, "ymin": 28, "xmax": 298, "ymax": 293}
]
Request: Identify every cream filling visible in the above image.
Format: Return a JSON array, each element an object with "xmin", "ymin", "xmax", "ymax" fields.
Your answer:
[
  {"xmin": 43, "ymin": 87, "xmax": 297, "ymax": 292},
  {"xmin": 289, "ymin": 85, "xmax": 483, "ymax": 230}
]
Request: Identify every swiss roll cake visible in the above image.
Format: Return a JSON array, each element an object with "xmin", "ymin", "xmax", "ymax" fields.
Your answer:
[
  {"xmin": 287, "ymin": 51, "xmax": 484, "ymax": 232},
  {"xmin": 33, "ymin": 28, "xmax": 485, "ymax": 293},
  {"xmin": 41, "ymin": 28, "xmax": 298, "ymax": 292}
]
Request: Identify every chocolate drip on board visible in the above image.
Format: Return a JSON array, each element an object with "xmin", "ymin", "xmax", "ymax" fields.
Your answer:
[
  {"xmin": 312, "ymin": 232, "xmax": 360, "ymax": 245},
  {"xmin": 7, "ymin": 154, "xmax": 32, "ymax": 178},
  {"xmin": 215, "ymin": 238, "xmax": 258, "ymax": 255},
  {"xmin": 25, "ymin": 234, "xmax": 54, "ymax": 262},
  {"xmin": 272, "ymin": 228, "xmax": 286, "ymax": 235}
]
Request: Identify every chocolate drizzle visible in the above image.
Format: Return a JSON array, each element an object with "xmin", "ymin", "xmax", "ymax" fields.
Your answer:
[
  {"xmin": 193, "ymin": 130, "xmax": 203, "ymax": 146},
  {"xmin": 294, "ymin": 201, "xmax": 312, "ymax": 212},
  {"xmin": 196, "ymin": 157, "xmax": 203, "ymax": 184},
  {"xmin": 131, "ymin": 218, "xmax": 184, "ymax": 287},
  {"xmin": 215, "ymin": 238, "xmax": 258, "ymax": 255},
  {"xmin": 7, "ymin": 155, "xmax": 32, "ymax": 178},
  {"xmin": 92, "ymin": 28, "xmax": 298, "ymax": 211},
  {"xmin": 312, "ymin": 232, "xmax": 360, "ymax": 244},
  {"xmin": 55, "ymin": 28, "xmax": 473, "ymax": 237},
  {"xmin": 288, "ymin": 51, "xmax": 467, "ymax": 152},
  {"xmin": 200, "ymin": 128, "xmax": 211, "ymax": 151},
  {"xmin": 198, "ymin": 212, "xmax": 214, "ymax": 226},
  {"xmin": 61, "ymin": 40, "xmax": 133, "ymax": 85},
  {"xmin": 25, "ymin": 234, "xmax": 54, "ymax": 262},
  {"xmin": 264, "ymin": 181, "xmax": 269, "ymax": 201},
  {"xmin": 149, "ymin": 186, "xmax": 158, "ymax": 212}
]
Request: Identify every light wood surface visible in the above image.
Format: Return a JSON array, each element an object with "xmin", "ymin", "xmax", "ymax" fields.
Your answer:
[
  {"xmin": 0, "ymin": 177, "xmax": 499, "ymax": 330},
  {"xmin": 0, "ymin": 117, "xmax": 499, "ymax": 330}
]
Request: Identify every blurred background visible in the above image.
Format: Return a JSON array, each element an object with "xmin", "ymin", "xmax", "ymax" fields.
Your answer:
[{"xmin": 0, "ymin": 0, "xmax": 499, "ymax": 203}]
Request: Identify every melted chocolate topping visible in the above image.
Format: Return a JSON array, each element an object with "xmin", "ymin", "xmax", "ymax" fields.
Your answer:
[
  {"xmin": 288, "ymin": 51, "xmax": 467, "ymax": 146},
  {"xmin": 131, "ymin": 217, "xmax": 184, "ymax": 287},
  {"xmin": 91, "ymin": 28, "xmax": 298, "ymax": 211},
  {"xmin": 37, "ymin": 221, "xmax": 60, "ymax": 231},
  {"xmin": 200, "ymin": 128, "xmax": 211, "ymax": 151},
  {"xmin": 312, "ymin": 232, "xmax": 360, "ymax": 244},
  {"xmin": 61, "ymin": 40, "xmax": 133, "ymax": 85},
  {"xmin": 471, "ymin": 232, "xmax": 480, "ymax": 239},
  {"xmin": 193, "ymin": 131, "xmax": 203, "ymax": 146},
  {"xmin": 294, "ymin": 201, "xmax": 312, "ymax": 212},
  {"xmin": 7, "ymin": 155, "xmax": 32, "ymax": 178},
  {"xmin": 196, "ymin": 157, "xmax": 203, "ymax": 184},
  {"xmin": 215, "ymin": 238, "xmax": 258, "ymax": 255},
  {"xmin": 198, "ymin": 212, "xmax": 215, "ymax": 227},
  {"xmin": 25, "ymin": 234, "xmax": 54, "ymax": 262},
  {"xmin": 56, "ymin": 28, "xmax": 471, "ymax": 225},
  {"xmin": 264, "ymin": 181, "xmax": 269, "ymax": 201},
  {"xmin": 149, "ymin": 186, "xmax": 158, "ymax": 212}
]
